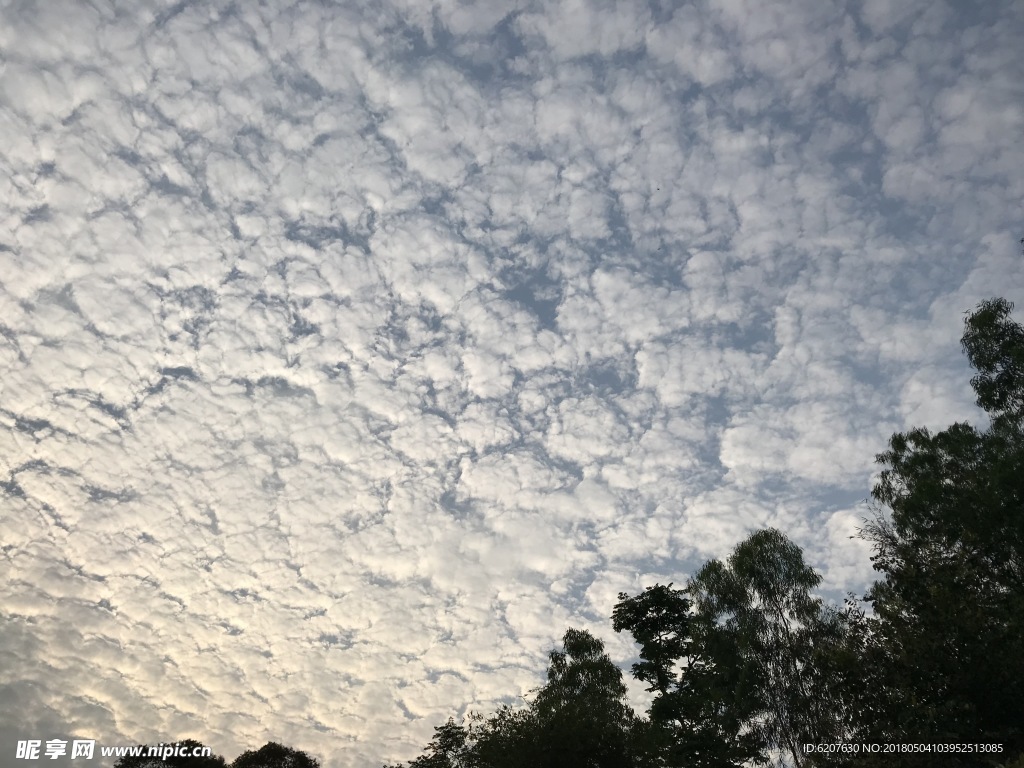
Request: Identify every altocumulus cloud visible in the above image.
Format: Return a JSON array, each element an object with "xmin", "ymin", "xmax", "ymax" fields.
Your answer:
[{"xmin": 1, "ymin": 0, "xmax": 1022, "ymax": 765}]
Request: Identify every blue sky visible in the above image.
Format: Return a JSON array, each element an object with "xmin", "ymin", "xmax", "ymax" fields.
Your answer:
[{"xmin": 1, "ymin": 0, "xmax": 1022, "ymax": 766}]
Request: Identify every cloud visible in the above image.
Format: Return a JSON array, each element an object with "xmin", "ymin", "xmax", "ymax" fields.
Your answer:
[{"xmin": 1, "ymin": 0, "xmax": 1021, "ymax": 766}]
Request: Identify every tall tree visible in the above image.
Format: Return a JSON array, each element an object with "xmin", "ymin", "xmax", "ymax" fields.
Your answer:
[
  {"xmin": 466, "ymin": 705, "xmax": 539, "ymax": 768},
  {"xmin": 859, "ymin": 298, "xmax": 1024, "ymax": 763},
  {"xmin": 382, "ymin": 719, "xmax": 478, "ymax": 768},
  {"xmin": 612, "ymin": 583, "xmax": 765, "ymax": 768},
  {"xmin": 687, "ymin": 530, "xmax": 850, "ymax": 768},
  {"xmin": 615, "ymin": 531, "xmax": 852, "ymax": 768},
  {"xmin": 471, "ymin": 627, "xmax": 657, "ymax": 768},
  {"xmin": 387, "ymin": 628, "xmax": 656, "ymax": 768},
  {"xmin": 528, "ymin": 627, "xmax": 653, "ymax": 768}
]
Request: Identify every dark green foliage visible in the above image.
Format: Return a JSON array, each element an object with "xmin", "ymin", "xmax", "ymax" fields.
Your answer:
[
  {"xmin": 114, "ymin": 740, "xmax": 227, "ymax": 768},
  {"xmin": 382, "ymin": 719, "xmax": 476, "ymax": 768},
  {"xmin": 962, "ymin": 297, "xmax": 1024, "ymax": 419},
  {"xmin": 613, "ymin": 533, "xmax": 852, "ymax": 768},
  {"xmin": 467, "ymin": 705, "xmax": 539, "ymax": 768},
  {"xmin": 612, "ymin": 583, "xmax": 764, "ymax": 768},
  {"xmin": 857, "ymin": 298, "xmax": 1024, "ymax": 763},
  {"xmin": 387, "ymin": 628, "xmax": 656, "ymax": 768},
  {"xmin": 528, "ymin": 627, "xmax": 655, "ymax": 768},
  {"xmin": 690, "ymin": 529, "xmax": 854, "ymax": 767},
  {"xmin": 231, "ymin": 743, "xmax": 321, "ymax": 768}
]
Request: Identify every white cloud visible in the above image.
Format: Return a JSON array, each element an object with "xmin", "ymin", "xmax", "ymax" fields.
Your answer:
[{"xmin": 1, "ymin": 0, "xmax": 1021, "ymax": 766}]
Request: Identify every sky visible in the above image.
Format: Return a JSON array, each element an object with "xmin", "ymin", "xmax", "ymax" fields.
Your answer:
[{"xmin": 0, "ymin": 0, "xmax": 1022, "ymax": 766}]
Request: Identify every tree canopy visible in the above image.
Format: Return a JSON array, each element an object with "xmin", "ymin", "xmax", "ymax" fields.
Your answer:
[
  {"xmin": 385, "ymin": 628, "xmax": 659, "ymax": 768},
  {"xmin": 232, "ymin": 743, "xmax": 322, "ymax": 768},
  {"xmin": 857, "ymin": 297, "xmax": 1024, "ymax": 761}
]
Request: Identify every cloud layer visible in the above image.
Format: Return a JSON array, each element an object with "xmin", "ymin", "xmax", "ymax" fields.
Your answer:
[{"xmin": 1, "ymin": 0, "xmax": 1022, "ymax": 766}]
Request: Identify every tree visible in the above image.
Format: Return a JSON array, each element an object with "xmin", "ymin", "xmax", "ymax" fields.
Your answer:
[
  {"xmin": 466, "ymin": 705, "xmax": 539, "ymax": 768},
  {"xmin": 858, "ymin": 298, "xmax": 1024, "ymax": 763},
  {"xmin": 114, "ymin": 740, "xmax": 227, "ymax": 768},
  {"xmin": 528, "ymin": 627, "xmax": 654, "ymax": 768},
  {"xmin": 962, "ymin": 297, "xmax": 1024, "ymax": 421},
  {"xmin": 614, "ymin": 531, "xmax": 853, "ymax": 768},
  {"xmin": 687, "ymin": 529, "xmax": 852, "ymax": 768},
  {"xmin": 231, "ymin": 743, "xmax": 321, "ymax": 768},
  {"xmin": 471, "ymin": 627, "xmax": 658, "ymax": 768},
  {"xmin": 382, "ymin": 719, "xmax": 477, "ymax": 768},
  {"xmin": 387, "ymin": 628, "xmax": 656, "ymax": 768},
  {"xmin": 612, "ymin": 583, "xmax": 764, "ymax": 768}
]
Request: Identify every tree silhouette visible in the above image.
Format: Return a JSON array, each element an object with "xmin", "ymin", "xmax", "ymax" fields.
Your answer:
[
  {"xmin": 388, "ymin": 628, "xmax": 657, "ymax": 768},
  {"xmin": 858, "ymin": 298, "xmax": 1024, "ymax": 763},
  {"xmin": 613, "ymin": 582, "xmax": 764, "ymax": 768},
  {"xmin": 231, "ymin": 743, "xmax": 320, "ymax": 768}
]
